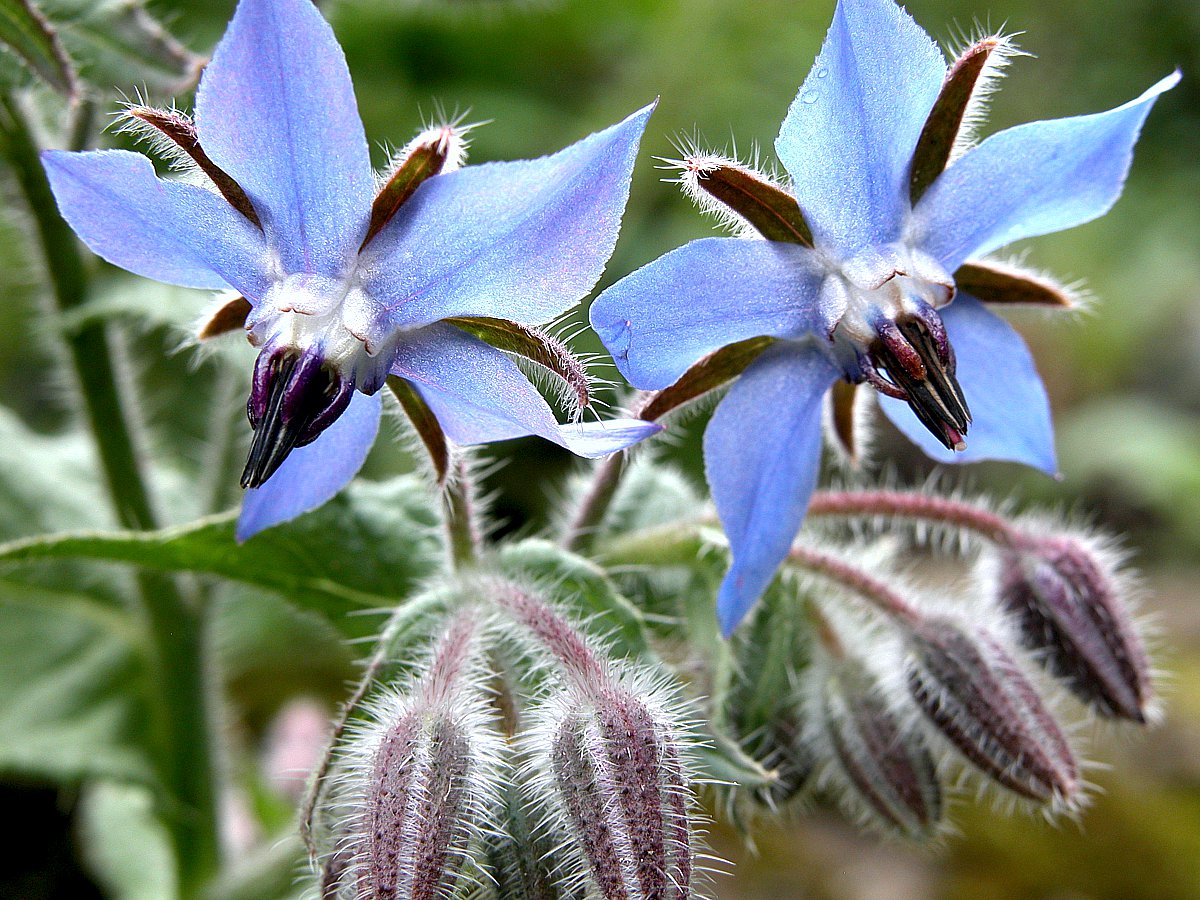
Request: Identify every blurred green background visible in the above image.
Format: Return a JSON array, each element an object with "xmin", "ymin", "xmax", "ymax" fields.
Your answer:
[{"xmin": 1, "ymin": 0, "xmax": 1197, "ymax": 896}]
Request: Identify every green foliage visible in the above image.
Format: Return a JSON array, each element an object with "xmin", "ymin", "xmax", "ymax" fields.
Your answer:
[{"xmin": 0, "ymin": 0, "xmax": 73, "ymax": 94}]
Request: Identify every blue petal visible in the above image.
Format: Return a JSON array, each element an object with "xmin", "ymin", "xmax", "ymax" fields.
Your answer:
[
  {"xmin": 236, "ymin": 390, "xmax": 382, "ymax": 540},
  {"xmin": 589, "ymin": 237, "xmax": 831, "ymax": 390},
  {"xmin": 357, "ymin": 104, "xmax": 654, "ymax": 333},
  {"xmin": 707, "ymin": 342, "xmax": 839, "ymax": 635},
  {"xmin": 914, "ymin": 72, "xmax": 1179, "ymax": 270},
  {"xmin": 392, "ymin": 323, "xmax": 660, "ymax": 457},
  {"xmin": 195, "ymin": 0, "xmax": 373, "ymax": 278},
  {"xmin": 878, "ymin": 295, "xmax": 1057, "ymax": 473},
  {"xmin": 775, "ymin": 0, "xmax": 946, "ymax": 257},
  {"xmin": 42, "ymin": 150, "xmax": 270, "ymax": 297}
]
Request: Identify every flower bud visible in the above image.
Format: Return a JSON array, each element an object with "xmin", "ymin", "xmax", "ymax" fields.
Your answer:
[
  {"xmin": 819, "ymin": 664, "xmax": 943, "ymax": 838},
  {"xmin": 548, "ymin": 689, "xmax": 693, "ymax": 900},
  {"xmin": 328, "ymin": 612, "xmax": 500, "ymax": 899},
  {"xmin": 904, "ymin": 616, "xmax": 1078, "ymax": 805},
  {"xmin": 997, "ymin": 535, "xmax": 1152, "ymax": 722}
]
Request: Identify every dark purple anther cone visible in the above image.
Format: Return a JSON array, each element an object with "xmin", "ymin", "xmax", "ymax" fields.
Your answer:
[
  {"xmin": 905, "ymin": 617, "xmax": 1078, "ymax": 805},
  {"xmin": 242, "ymin": 346, "xmax": 354, "ymax": 488},
  {"xmin": 864, "ymin": 302, "xmax": 970, "ymax": 452},
  {"xmin": 998, "ymin": 536, "xmax": 1152, "ymax": 722}
]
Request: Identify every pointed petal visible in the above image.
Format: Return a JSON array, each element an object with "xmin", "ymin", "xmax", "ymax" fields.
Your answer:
[
  {"xmin": 707, "ymin": 343, "xmax": 839, "ymax": 635},
  {"xmin": 236, "ymin": 390, "xmax": 381, "ymax": 540},
  {"xmin": 42, "ymin": 149, "xmax": 270, "ymax": 297},
  {"xmin": 775, "ymin": 0, "xmax": 946, "ymax": 256},
  {"xmin": 391, "ymin": 324, "xmax": 659, "ymax": 458},
  {"xmin": 914, "ymin": 72, "xmax": 1179, "ymax": 269},
  {"xmin": 195, "ymin": 0, "xmax": 373, "ymax": 277},
  {"xmin": 590, "ymin": 237, "xmax": 831, "ymax": 390},
  {"xmin": 878, "ymin": 295, "xmax": 1056, "ymax": 473},
  {"xmin": 357, "ymin": 104, "xmax": 654, "ymax": 332}
]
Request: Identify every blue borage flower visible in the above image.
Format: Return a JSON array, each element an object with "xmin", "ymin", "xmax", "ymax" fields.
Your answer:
[
  {"xmin": 590, "ymin": 0, "xmax": 1177, "ymax": 634},
  {"xmin": 42, "ymin": 0, "xmax": 658, "ymax": 540}
]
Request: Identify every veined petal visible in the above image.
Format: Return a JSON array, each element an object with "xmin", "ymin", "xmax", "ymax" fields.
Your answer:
[
  {"xmin": 392, "ymin": 324, "xmax": 659, "ymax": 458},
  {"xmin": 42, "ymin": 149, "xmax": 270, "ymax": 298},
  {"xmin": 708, "ymin": 343, "xmax": 840, "ymax": 635},
  {"xmin": 775, "ymin": 0, "xmax": 946, "ymax": 256},
  {"xmin": 878, "ymin": 295, "xmax": 1056, "ymax": 473},
  {"xmin": 590, "ymin": 237, "xmax": 831, "ymax": 390},
  {"xmin": 357, "ymin": 104, "xmax": 654, "ymax": 332},
  {"xmin": 236, "ymin": 390, "xmax": 382, "ymax": 540},
  {"xmin": 195, "ymin": 0, "xmax": 373, "ymax": 277},
  {"xmin": 914, "ymin": 72, "xmax": 1179, "ymax": 270}
]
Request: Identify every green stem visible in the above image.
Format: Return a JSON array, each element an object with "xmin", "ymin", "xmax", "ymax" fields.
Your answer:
[
  {"xmin": 562, "ymin": 451, "xmax": 627, "ymax": 554},
  {"xmin": 443, "ymin": 456, "xmax": 481, "ymax": 569},
  {"xmin": 0, "ymin": 94, "xmax": 218, "ymax": 896}
]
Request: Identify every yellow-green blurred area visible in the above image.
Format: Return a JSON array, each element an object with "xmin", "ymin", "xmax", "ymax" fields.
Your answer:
[{"xmin": 1, "ymin": 0, "xmax": 1197, "ymax": 896}]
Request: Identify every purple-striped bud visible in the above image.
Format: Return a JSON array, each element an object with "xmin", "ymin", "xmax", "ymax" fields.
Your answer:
[
  {"xmin": 328, "ymin": 613, "xmax": 500, "ymax": 899},
  {"xmin": 997, "ymin": 534, "xmax": 1153, "ymax": 722},
  {"xmin": 904, "ymin": 616, "xmax": 1078, "ymax": 806},
  {"xmin": 818, "ymin": 665, "xmax": 943, "ymax": 838},
  {"xmin": 547, "ymin": 688, "xmax": 693, "ymax": 900}
]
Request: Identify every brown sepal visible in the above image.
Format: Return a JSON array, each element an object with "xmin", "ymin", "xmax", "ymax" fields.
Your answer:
[
  {"xmin": 955, "ymin": 261, "xmax": 1076, "ymax": 308},
  {"xmin": 909, "ymin": 38, "xmax": 1002, "ymax": 204},
  {"xmin": 125, "ymin": 106, "xmax": 262, "ymax": 228},
  {"xmin": 638, "ymin": 336, "xmax": 774, "ymax": 422},
  {"xmin": 445, "ymin": 316, "xmax": 591, "ymax": 412},
  {"xmin": 828, "ymin": 379, "xmax": 860, "ymax": 465},
  {"xmin": 197, "ymin": 294, "xmax": 252, "ymax": 340},
  {"xmin": 361, "ymin": 139, "xmax": 450, "ymax": 250},
  {"xmin": 695, "ymin": 163, "xmax": 814, "ymax": 246},
  {"xmin": 388, "ymin": 375, "xmax": 450, "ymax": 485}
]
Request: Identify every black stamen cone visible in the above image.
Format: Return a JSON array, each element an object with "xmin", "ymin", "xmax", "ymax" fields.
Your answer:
[
  {"xmin": 241, "ymin": 350, "xmax": 350, "ymax": 489},
  {"xmin": 871, "ymin": 316, "xmax": 971, "ymax": 452}
]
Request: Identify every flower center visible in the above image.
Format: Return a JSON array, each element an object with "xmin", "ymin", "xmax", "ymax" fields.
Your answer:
[
  {"xmin": 827, "ymin": 248, "xmax": 971, "ymax": 452},
  {"xmin": 240, "ymin": 273, "xmax": 394, "ymax": 488}
]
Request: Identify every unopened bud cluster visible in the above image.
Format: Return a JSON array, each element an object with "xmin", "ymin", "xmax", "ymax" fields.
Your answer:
[
  {"xmin": 318, "ymin": 579, "xmax": 702, "ymax": 898},
  {"xmin": 714, "ymin": 492, "xmax": 1155, "ymax": 837}
]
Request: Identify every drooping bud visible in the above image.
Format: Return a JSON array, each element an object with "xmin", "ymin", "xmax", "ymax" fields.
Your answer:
[
  {"xmin": 242, "ymin": 346, "xmax": 354, "ymax": 488},
  {"xmin": 996, "ymin": 533, "xmax": 1153, "ymax": 722},
  {"xmin": 546, "ymin": 690, "xmax": 694, "ymax": 900},
  {"xmin": 863, "ymin": 301, "xmax": 971, "ymax": 452},
  {"xmin": 818, "ymin": 663, "xmax": 943, "ymax": 838},
  {"xmin": 904, "ymin": 616, "xmax": 1078, "ymax": 805},
  {"xmin": 328, "ymin": 612, "xmax": 500, "ymax": 900},
  {"xmin": 491, "ymin": 580, "xmax": 698, "ymax": 898}
]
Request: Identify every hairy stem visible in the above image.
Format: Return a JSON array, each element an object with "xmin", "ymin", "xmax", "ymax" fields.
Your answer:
[
  {"xmin": 786, "ymin": 544, "xmax": 920, "ymax": 623},
  {"xmin": 443, "ymin": 456, "xmax": 481, "ymax": 569},
  {"xmin": 0, "ymin": 94, "xmax": 219, "ymax": 896},
  {"xmin": 562, "ymin": 452, "xmax": 628, "ymax": 554},
  {"xmin": 807, "ymin": 489, "xmax": 1017, "ymax": 546}
]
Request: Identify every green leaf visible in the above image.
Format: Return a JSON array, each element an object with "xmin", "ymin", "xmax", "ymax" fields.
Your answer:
[
  {"xmin": 0, "ymin": 475, "xmax": 443, "ymax": 636},
  {"xmin": 0, "ymin": 0, "xmax": 75, "ymax": 94},
  {"xmin": 0, "ymin": 577, "xmax": 155, "ymax": 784},
  {"xmin": 78, "ymin": 781, "xmax": 176, "ymax": 900},
  {"xmin": 39, "ymin": 0, "xmax": 202, "ymax": 95}
]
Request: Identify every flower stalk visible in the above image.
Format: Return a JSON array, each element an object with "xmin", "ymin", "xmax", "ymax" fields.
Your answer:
[{"xmin": 0, "ymin": 94, "xmax": 218, "ymax": 894}]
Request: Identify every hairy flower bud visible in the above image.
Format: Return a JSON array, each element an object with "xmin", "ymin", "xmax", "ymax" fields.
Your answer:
[
  {"xmin": 546, "ymin": 689, "xmax": 693, "ymax": 900},
  {"xmin": 493, "ymin": 580, "xmax": 698, "ymax": 898},
  {"xmin": 327, "ymin": 612, "xmax": 500, "ymax": 899},
  {"xmin": 997, "ymin": 534, "xmax": 1152, "ymax": 722},
  {"xmin": 818, "ymin": 664, "xmax": 943, "ymax": 838},
  {"xmin": 904, "ymin": 617, "xmax": 1078, "ymax": 805}
]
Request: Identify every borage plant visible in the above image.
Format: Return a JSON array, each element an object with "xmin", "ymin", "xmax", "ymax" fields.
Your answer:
[{"xmin": 0, "ymin": 0, "xmax": 1176, "ymax": 896}]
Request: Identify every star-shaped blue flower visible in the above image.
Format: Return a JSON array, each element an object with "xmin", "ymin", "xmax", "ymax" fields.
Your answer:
[
  {"xmin": 42, "ymin": 0, "xmax": 658, "ymax": 540},
  {"xmin": 590, "ymin": 0, "xmax": 1176, "ymax": 634}
]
